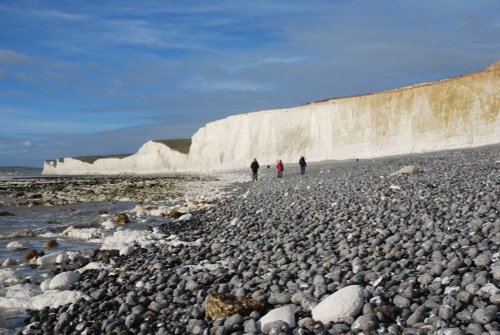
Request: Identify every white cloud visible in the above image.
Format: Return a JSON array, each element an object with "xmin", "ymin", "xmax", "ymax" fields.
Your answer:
[
  {"xmin": 0, "ymin": 49, "xmax": 32, "ymax": 64},
  {"xmin": 22, "ymin": 140, "xmax": 32, "ymax": 147}
]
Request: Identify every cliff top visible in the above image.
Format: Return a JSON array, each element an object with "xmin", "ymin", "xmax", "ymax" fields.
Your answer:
[
  {"xmin": 72, "ymin": 154, "xmax": 132, "ymax": 164},
  {"xmin": 152, "ymin": 139, "xmax": 191, "ymax": 154},
  {"xmin": 486, "ymin": 60, "xmax": 500, "ymax": 71}
]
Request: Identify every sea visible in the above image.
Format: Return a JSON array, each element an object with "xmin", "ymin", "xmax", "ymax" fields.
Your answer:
[{"xmin": 0, "ymin": 168, "xmax": 152, "ymax": 333}]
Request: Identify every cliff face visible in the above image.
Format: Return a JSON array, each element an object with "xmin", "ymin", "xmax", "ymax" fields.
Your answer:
[
  {"xmin": 43, "ymin": 63, "xmax": 500, "ymax": 175},
  {"xmin": 188, "ymin": 64, "xmax": 499, "ymax": 170},
  {"xmin": 43, "ymin": 141, "xmax": 189, "ymax": 175}
]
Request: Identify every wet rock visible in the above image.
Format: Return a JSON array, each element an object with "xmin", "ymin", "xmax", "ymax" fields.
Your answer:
[
  {"xmin": 112, "ymin": 213, "xmax": 130, "ymax": 224},
  {"xmin": 22, "ymin": 249, "xmax": 41, "ymax": 262},
  {"xmin": 6, "ymin": 241, "xmax": 24, "ymax": 250},
  {"xmin": 204, "ymin": 292, "xmax": 264, "ymax": 320},
  {"xmin": 42, "ymin": 239, "xmax": 59, "ymax": 248}
]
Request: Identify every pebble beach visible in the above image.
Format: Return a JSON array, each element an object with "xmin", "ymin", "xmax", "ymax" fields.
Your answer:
[{"xmin": 2, "ymin": 145, "xmax": 500, "ymax": 334}]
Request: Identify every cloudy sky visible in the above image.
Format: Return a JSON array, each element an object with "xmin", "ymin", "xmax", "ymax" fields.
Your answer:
[{"xmin": 1, "ymin": 0, "xmax": 499, "ymax": 167}]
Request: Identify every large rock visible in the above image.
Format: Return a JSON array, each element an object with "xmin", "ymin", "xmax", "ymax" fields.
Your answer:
[
  {"xmin": 37, "ymin": 252, "xmax": 65, "ymax": 267},
  {"xmin": 112, "ymin": 213, "xmax": 130, "ymax": 224},
  {"xmin": 204, "ymin": 292, "xmax": 264, "ymax": 320},
  {"xmin": 390, "ymin": 165, "xmax": 420, "ymax": 176},
  {"xmin": 49, "ymin": 271, "xmax": 81, "ymax": 290},
  {"xmin": 6, "ymin": 241, "xmax": 24, "ymax": 250},
  {"xmin": 311, "ymin": 285, "xmax": 364, "ymax": 323},
  {"xmin": 257, "ymin": 304, "xmax": 296, "ymax": 332}
]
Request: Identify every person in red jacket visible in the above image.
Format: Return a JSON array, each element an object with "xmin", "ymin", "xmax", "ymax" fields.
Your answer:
[{"xmin": 276, "ymin": 159, "xmax": 284, "ymax": 178}]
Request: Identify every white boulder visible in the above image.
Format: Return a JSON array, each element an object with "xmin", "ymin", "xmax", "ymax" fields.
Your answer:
[
  {"xmin": 49, "ymin": 271, "xmax": 81, "ymax": 290},
  {"xmin": 312, "ymin": 285, "xmax": 364, "ymax": 323},
  {"xmin": 257, "ymin": 304, "xmax": 296, "ymax": 331},
  {"xmin": 230, "ymin": 218, "xmax": 241, "ymax": 226},
  {"xmin": 6, "ymin": 241, "xmax": 24, "ymax": 250},
  {"xmin": 76, "ymin": 262, "xmax": 109, "ymax": 273},
  {"xmin": 120, "ymin": 246, "xmax": 136, "ymax": 256},
  {"xmin": 178, "ymin": 213, "xmax": 192, "ymax": 221},
  {"xmin": 36, "ymin": 252, "xmax": 65, "ymax": 267}
]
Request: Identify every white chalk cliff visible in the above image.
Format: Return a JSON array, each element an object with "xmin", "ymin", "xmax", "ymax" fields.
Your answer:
[{"xmin": 43, "ymin": 62, "xmax": 500, "ymax": 175}]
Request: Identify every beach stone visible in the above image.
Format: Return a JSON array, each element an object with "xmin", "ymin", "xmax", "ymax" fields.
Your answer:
[
  {"xmin": 435, "ymin": 328, "xmax": 464, "ymax": 335},
  {"xmin": 120, "ymin": 246, "xmax": 135, "ymax": 256},
  {"xmin": 36, "ymin": 252, "xmax": 63, "ymax": 266},
  {"xmin": 390, "ymin": 165, "xmax": 419, "ymax": 176},
  {"xmin": 112, "ymin": 213, "xmax": 130, "ymax": 224},
  {"xmin": 352, "ymin": 314, "xmax": 378, "ymax": 332},
  {"xmin": 473, "ymin": 253, "xmax": 491, "ymax": 267},
  {"xmin": 55, "ymin": 253, "xmax": 68, "ymax": 264},
  {"xmin": 178, "ymin": 213, "xmax": 192, "ymax": 221},
  {"xmin": 472, "ymin": 306, "xmax": 496, "ymax": 324},
  {"xmin": 438, "ymin": 305, "xmax": 454, "ymax": 320},
  {"xmin": 492, "ymin": 266, "xmax": 500, "ymax": 280},
  {"xmin": 393, "ymin": 295, "xmax": 411, "ymax": 308},
  {"xmin": 224, "ymin": 313, "xmax": 244, "ymax": 329},
  {"xmin": 374, "ymin": 305, "xmax": 399, "ymax": 323},
  {"xmin": 49, "ymin": 271, "xmax": 81, "ymax": 290},
  {"xmin": 185, "ymin": 279, "xmax": 199, "ymax": 291},
  {"xmin": 262, "ymin": 320, "xmax": 289, "ymax": 334},
  {"xmin": 244, "ymin": 319, "xmax": 258, "ymax": 333},
  {"xmin": 125, "ymin": 313, "xmax": 142, "ymax": 328},
  {"xmin": 257, "ymin": 304, "xmax": 296, "ymax": 332},
  {"xmin": 54, "ymin": 312, "xmax": 71, "ymax": 333},
  {"xmin": 311, "ymin": 285, "xmax": 364, "ymax": 323},
  {"xmin": 268, "ymin": 292, "xmax": 291, "ymax": 305},
  {"xmin": 6, "ymin": 241, "xmax": 24, "ymax": 250},
  {"xmin": 204, "ymin": 292, "xmax": 264, "ymax": 320},
  {"xmin": 456, "ymin": 310, "xmax": 473, "ymax": 323},
  {"xmin": 406, "ymin": 305, "xmax": 426, "ymax": 326},
  {"xmin": 42, "ymin": 239, "xmax": 58, "ymax": 248}
]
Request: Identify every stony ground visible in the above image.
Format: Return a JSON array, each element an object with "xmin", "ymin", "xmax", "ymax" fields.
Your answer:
[
  {"xmin": 0, "ymin": 174, "xmax": 219, "ymax": 207},
  {"xmin": 20, "ymin": 145, "xmax": 500, "ymax": 334}
]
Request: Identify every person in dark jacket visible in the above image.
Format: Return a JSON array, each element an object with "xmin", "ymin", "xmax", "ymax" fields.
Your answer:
[
  {"xmin": 276, "ymin": 159, "xmax": 284, "ymax": 178},
  {"xmin": 299, "ymin": 156, "xmax": 307, "ymax": 175},
  {"xmin": 250, "ymin": 158, "xmax": 260, "ymax": 181}
]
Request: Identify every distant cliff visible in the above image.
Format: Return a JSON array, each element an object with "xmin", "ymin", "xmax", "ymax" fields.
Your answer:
[{"xmin": 43, "ymin": 61, "xmax": 500, "ymax": 175}]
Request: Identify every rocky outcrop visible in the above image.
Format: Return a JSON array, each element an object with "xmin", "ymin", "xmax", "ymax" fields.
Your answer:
[{"xmin": 43, "ymin": 62, "xmax": 500, "ymax": 175}]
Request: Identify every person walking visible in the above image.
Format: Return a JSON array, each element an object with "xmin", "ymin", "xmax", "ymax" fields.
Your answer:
[
  {"xmin": 299, "ymin": 156, "xmax": 307, "ymax": 175},
  {"xmin": 250, "ymin": 158, "xmax": 260, "ymax": 181},
  {"xmin": 276, "ymin": 159, "xmax": 284, "ymax": 178}
]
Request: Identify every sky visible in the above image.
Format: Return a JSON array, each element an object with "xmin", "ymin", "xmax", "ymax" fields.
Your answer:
[{"xmin": 0, "ymin": 0, "xmax": 499, "ymax": 167}]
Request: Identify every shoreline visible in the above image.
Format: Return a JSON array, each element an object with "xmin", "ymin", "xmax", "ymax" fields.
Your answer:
[
  {"xmin": 0, "ymin": 172, "xmax": 248, "ymax": 334},
  {"xmin": 1, "ymin": 144, "xmax": 499, "ymax": 334}
]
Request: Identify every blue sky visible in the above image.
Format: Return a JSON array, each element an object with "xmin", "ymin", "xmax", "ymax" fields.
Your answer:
[{"xmin": 1, "ymin": 0, "xmax": 499, "ymax": 167}]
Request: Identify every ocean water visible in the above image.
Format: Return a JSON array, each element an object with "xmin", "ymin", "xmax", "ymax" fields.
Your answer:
[{"xmin": 0, "ymin": 167, "xmax": 42, "ymax": 181}]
